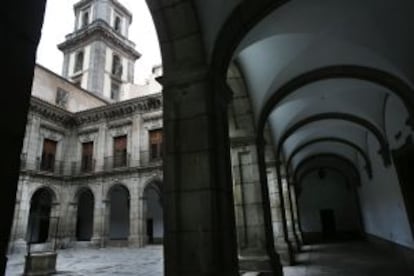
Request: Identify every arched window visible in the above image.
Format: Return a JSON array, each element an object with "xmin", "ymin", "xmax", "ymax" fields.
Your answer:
[
  {"xmin": 111, "ymin": 54, "xmax": 122, "ymax": 77},
  {"xmin": 74, "ymin": 51, "xmax": 84, "ymax": 73}
]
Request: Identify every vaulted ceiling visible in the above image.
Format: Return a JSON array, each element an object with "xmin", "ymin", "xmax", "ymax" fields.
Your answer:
[{"xmin": 194, "ymin": 0, "xmax": 414, "ymax": 177}]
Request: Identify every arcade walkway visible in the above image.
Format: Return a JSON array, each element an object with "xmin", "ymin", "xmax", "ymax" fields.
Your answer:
[{"xmin": 284, "ymin": 241, "xmax": 414, "ymax": 276}]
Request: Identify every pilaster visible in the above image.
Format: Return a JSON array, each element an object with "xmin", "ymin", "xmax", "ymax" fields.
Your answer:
[
  {"xmin": 231, "ymin": 143, "xmax": 274, "ymax": 273},
  {"xmin": 267, "ymin": 164, "xmax": 294, "ymax": 266},
  {"xmin": 282, "ymin": 179, "xmax": 300, "ymax": 252}
]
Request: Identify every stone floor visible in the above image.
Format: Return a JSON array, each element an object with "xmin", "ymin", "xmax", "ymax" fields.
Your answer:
[
  {"xmin": 284, "ymin": 241, "xmax": 414, "ymax": 276},
  {"xmin": 6, "ymin": 242, "xmax": 414, "ymax": 275},
  {"xmin": 6, "ymin": 246, "xmax": 163, "ymax": 276}
]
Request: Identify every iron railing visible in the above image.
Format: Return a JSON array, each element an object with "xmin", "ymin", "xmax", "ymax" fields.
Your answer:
[{"xmin": 20, "ymin": 151, "xmax": 161, "ymax": 177}]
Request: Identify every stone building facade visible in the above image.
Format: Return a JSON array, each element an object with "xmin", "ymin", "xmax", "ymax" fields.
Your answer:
[
  {"xmin": 8, "ymin": 0, "xmax": 164, "ymax": 254},
  {"xmin": 5, "ymin": 1, "xmax": 414, "ymax": 275}
]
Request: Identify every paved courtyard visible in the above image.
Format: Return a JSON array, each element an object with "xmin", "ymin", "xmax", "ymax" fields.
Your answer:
[
  {"xmin": 6, "ymin": 246, "xmax": 163, "ymax": 276},
  {"xmin": 7, "ymin": 242, "xmax": 414, "ymax": 275},
  {"xmin": 284, "ymin": 241, "xmax": 414, "ymax": 276}
]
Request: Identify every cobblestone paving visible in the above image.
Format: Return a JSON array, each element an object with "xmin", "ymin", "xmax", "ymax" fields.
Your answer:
[{"xmin": 6, "ymin": 246, "xmax": 163, "ymax": 276}]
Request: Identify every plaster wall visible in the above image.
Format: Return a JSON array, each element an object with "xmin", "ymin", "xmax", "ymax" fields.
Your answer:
[
  {"xmin": 299, "ymin": 170, "xmax": 360, "ymax": 233},
  {"xmin": 358, "ymin": 134, "xmax": 414, "ymax": 249},
  {"xmin": 31, "ymin": 65, "xmax": 106, "ymax": 112}
]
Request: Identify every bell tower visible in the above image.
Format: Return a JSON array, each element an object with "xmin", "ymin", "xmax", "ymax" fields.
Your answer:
[{"xmin": 58, "ymin": 0, "xmax": 141, "ymax": 101}]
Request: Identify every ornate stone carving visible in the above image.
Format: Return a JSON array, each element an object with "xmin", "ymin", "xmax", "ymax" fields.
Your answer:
[{"xmin": 30, "ymin": 94, "xmax": 162, "ymax": 127}]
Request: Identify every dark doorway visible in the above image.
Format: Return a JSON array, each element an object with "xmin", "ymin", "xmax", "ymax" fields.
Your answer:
[
  {"xmin": 76, "ymin": 189, "xmax": 94, "ymax": 241},
  {"xmin": 320, "ymin": 209, "xmax": 336, "ymax": 240},
  {"xmin": 147, "ymin": 219, "xmax": 154, "ymax": 244},
  {"xmin": 144, "ymin": 185, "xmax": 163, "ymax": 244},
  {"xmin": 109, "ymin": 185, "xmax": 130, "ymax": 240},
  {"xmin": 393, "ymin": 145, "xmax": 414, "ymax": 237},
  {"xmin": 27, "ymin": 189, "xmax": 53, "ymax": 243}
]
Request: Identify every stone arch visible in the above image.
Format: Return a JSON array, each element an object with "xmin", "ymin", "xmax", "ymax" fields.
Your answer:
[
  {"xmin": 258, "ymin": 65, "xmax": 414, "ymax": 140},
  {"xmin": 293, "ymin": 155, "xmax": 364, "ymax": 241},
  {"xmin": 293, "ymin": 153, "xmax": 361, "ymax": 186},
  {"xmin": 145, "ymin": 0, "xmax": 206, "ymax": 73},
  {"xmin": 297, "ymin": 166, "xmax": 357, "ymax": 191},
  {"xmin": 74, "ymin": 187, "xmax": 94, "ymax": 241},
  {"xmin": 26, "ymin": 187, "xmax": 57, "ymax": 244},
  {"xmin": 275, "ymin": 112, "xmax": 390, "ymax": 166},
  {"xmin": 107, "ymin": 184, "xmax": 130, "ymax": 241},
  {"xmin": 210, "ymin": 0, "xmax": 290, "ymax": 86},
  {"xmin": 286, "ymin": 137, "xmax": 372, "ymax": 179}
]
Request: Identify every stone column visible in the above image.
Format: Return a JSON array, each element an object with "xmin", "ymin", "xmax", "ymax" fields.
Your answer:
[
  {"xmin": 128, "ymin": 183, "xmax": 142, "ymax": 247},
  {"xmin": 267, "ymin": 164, "xmax": 294, "ymax": 265},
  {"xmin": 91, "ymin": 183, "xmax": 105, "ymax": 247},
  {"xmin": 8, "ymin": 178, "xmax": 30, "ymax": 254},
  {"xmin": 282, "ymin": 178, "xmax": 300, "ymax": 252},
  {"xmin": 64, "ymin": 201, "xmax": 78, "ymax": 247},
  {"xmin": 95, "ymin": 124, "xmax": 107, "ymax": 172},
  {"xmin": 101, "ymin": 199, "xmax": 110, "ymax": 247},
  {"xmin": 48, "ymin": 202, "xmax": 61, "ymax": 251},
  {"xmin": 139, "ymin": 188, "xmax": 147, "ymax": 246},
  {"xmin": 289, "ymin": 181, "xmax": 303, "ymax": 245},
  {"xmin": 231, "ymin": 144, "xmax": 273, "ymax": 273},
  {"xmin": 161, "ymin": 69, "xmax": 239, "ymax": 276}
]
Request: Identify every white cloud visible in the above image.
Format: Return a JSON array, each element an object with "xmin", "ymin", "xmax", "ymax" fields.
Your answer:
[{"xmin": 36, "ymin": 0, "xmax": 161, "ymax": 84}]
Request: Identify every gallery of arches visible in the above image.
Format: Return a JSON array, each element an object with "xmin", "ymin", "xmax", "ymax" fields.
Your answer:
[{"xmin": 2, "ymin": 0, "xmax": 414, "ymax": 275}]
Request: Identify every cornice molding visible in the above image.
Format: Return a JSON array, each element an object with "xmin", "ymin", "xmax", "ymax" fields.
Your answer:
[
  {"xmin": 58, "ymin": 20, "xmax": 140, "ymax": 59},
  {"xmin": 75, "ymin": 94, "xmax": 162, "ymax": 126},
  {"xmin": 30, "ymin": 94, "xmax": 162, "ymax": 127},
  {"xmin": 30, "ymin": 97, "xmax": 74, "ymax": 127}
]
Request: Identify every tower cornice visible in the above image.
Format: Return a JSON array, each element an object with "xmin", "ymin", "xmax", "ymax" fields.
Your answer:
[
  {"xmin": 57, "ymin": 19, "xmax": 141, "ymax": 60},
  {"xmin": 74, "ymin": 0, "xmax": 133, "ymax": 23}
]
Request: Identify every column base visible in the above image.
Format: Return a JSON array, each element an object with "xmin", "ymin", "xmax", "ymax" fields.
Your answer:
[
  {"xmin": 0, "ymin": 255, "xmax": 7, "ymax": 276},
  {"xmin": 239, "ymin": 249, "xmax": 283, "ymax": 275},
  {"xmin": 239, "ymin": 255, "xmax": 273, "ymax": 273},
  {"xmin": 128, "ymin": 235, "xmax": 145, "ymax": 247},
  {"xmin": 91, "ymin": 236, "xmax": 104, "ymax": 248},
  {"xmin": 9, "ymin": 239, "xmax": 27, "ymax": 255},
  {"xmin": 288, "ymin": 233, "xmax": 301, "ymax": 252},
  {"xmin": 275, "ymin": 240, "xmax": 294, "ymax": 266},
  {"xmin": 295, "ymin": 226, "xmax": 304, "ymax": 245}
]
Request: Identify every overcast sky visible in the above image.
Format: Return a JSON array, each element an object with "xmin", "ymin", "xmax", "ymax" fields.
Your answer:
[{"xmin": 36, "ymin": 0, "xmax": 161, "ymax": 84}]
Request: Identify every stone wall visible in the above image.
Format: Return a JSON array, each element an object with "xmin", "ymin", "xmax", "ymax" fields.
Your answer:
[{"xmin": 10, "ymin": 92, "xmax": 163, "ymax": 253}]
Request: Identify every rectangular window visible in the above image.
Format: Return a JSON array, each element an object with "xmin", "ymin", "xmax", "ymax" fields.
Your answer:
[
  {"xmin": 110, "ymin": 81, "xmax": 120, "ymax": 101},
  {"xmin": 149, "ymin": 129, "xmax": 163, "ymax": 160},
  {"xmin": 111, "ymin": 54, "xmax": 123, "ymax": 78},
  {"xmin": 113, "ymin": 135, "xmax": 127, "ymax": 167},
  {"xmin": 40, "ymin": 139, "xmax": 57, "ymax": 172},
  {"xmin": 74, "ymin": 50, "xmax": 84, "ymax": 73},
  {"xmin": 81, "ymin": 141, "xmax": 94, "ymax": 172},
  {"xmin": 81, "ymin": 10, "xmax": 90, "ymax": 28},
  {"xmin": 114, "ymin": 15, "xmax": 122, "ymax": 33}
]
